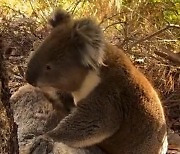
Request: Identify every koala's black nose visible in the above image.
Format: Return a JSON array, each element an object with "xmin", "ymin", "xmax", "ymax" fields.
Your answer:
[{"xmin": 25, "ymin": 69, "xmax": 37, "ymax": 86}]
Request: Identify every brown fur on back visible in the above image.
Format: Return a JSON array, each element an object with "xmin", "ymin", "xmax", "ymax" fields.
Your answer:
[{"xmin": 76, "ymin": 44, "xmax": 167, "ymax": 154}]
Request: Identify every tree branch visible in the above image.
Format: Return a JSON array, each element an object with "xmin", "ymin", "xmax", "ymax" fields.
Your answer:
[
  {"xmin": 103, "ymin": 21, "xmax": 125, "ymax": 32},
  {"xmin": 154, "ymin": 50, "xmax": 180, "ymax": 66},
  {"xmin": 129, "ymin": 24, "xmax": 180, "ymax": 50}
]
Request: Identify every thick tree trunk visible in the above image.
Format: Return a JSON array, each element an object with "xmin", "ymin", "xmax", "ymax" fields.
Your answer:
[{"xmin": 0, "ymin": 36, "xmax": 19, "ymax": 154}]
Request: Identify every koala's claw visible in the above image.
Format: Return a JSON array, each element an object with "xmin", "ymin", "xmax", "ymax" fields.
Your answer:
[{"xmin": 29, "ymin": 135, "xmax": 54, "ymax": 154}]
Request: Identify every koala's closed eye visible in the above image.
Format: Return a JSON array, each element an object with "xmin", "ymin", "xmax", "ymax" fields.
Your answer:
[{"xmin": 46, "ymin": 64, "xmax": 52, "ymax": 71}]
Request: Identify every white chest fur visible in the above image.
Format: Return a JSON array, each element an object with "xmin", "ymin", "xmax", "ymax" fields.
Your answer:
[{"xmin": 72, "ymin": 71, "xmax": 101, "ymax": 105}]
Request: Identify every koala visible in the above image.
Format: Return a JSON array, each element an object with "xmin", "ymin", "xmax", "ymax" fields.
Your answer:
[
  {"xmin": 25, "ymin": 9, "xmax": 168, "ymax": 154},
  {"xmin": 10, "ymin": 84, "xmax": 105, "ymax": 154}
]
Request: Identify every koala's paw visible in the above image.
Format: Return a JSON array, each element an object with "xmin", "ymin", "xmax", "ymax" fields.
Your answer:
[{"xmin": 29, "ymin": 135, "xmax": 54, "ymax": 154}]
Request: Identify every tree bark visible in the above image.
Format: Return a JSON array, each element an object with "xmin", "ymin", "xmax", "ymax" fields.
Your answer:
[{"xmin": 0, "ymin": 35, "xmax": 19, "ymax": 154}]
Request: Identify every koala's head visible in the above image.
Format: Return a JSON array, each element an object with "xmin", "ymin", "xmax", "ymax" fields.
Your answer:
[{"xmin": 25, "ymin": 9, "xmax": 104, "ymax": 92}]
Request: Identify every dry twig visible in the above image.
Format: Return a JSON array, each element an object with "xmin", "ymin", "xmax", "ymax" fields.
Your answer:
[{"xmin": 129, "ymin": 24, "xmax": 180, "ymax": 50}]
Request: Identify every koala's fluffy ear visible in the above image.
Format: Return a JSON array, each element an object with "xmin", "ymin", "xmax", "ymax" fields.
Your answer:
[
  {"xmin": 49, "ymin": 9, "xmax": 71, "ymax": 27},
  {"xmin": 73, "ymin": 19, "xmax": 105, "ymax": 70}
]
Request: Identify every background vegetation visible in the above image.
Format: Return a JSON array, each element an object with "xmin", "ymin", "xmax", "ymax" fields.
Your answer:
[{"xmin": 0, "ymin": 0, "xmax": 180, "ymax": 152}]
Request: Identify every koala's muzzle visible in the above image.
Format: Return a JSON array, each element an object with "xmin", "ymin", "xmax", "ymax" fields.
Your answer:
[
  {"xmin": 25, "ymin": 59, "xmax": 41, "ymax": 86},
  {"xmin": 25, "ymin": 70, "xmax": 36, "ymax": 86}
]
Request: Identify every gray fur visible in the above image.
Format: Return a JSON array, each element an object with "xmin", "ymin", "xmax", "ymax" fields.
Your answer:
[
  {"xmin": 10, "ymin": 84, "xmax": 105, "ymax": 154},
  {"xmin": 49, "ymin": 9, "xmax": 71, "ymax": 27},
  {"xmin": 50, "ymin": 9, "xmax": 105, "ymax": 71},
  {"xmin": 74, "ymin": 19, "xmax": 105, "ymax": 70}
]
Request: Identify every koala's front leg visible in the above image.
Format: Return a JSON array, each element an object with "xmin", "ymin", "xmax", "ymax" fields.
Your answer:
[{"xmin": 45, "ymin": 104, "xmax": 119, "ymax": 148}]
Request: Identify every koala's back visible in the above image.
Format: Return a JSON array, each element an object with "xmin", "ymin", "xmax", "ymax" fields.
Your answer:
[
  {"xmin": 77, "ymin": 44, "xmax": 168, "ymax": 154},
  {"xmin": 10, "ymin": 84, "xmax": 105, "ymax": 154},
  {"xmin": 103, "ymin": 45, "xmax": 167, "ymax": 154}
]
